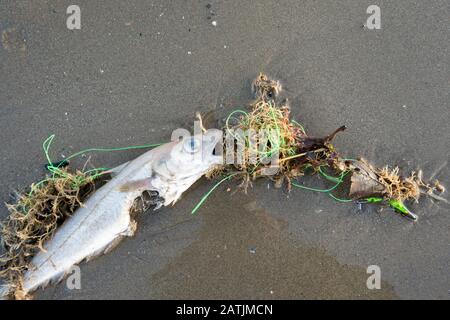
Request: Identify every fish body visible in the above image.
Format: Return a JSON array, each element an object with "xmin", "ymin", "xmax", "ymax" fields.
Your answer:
[{"xmin": 1, "ymin": 129, "xmax": 222, "ymax": 299}]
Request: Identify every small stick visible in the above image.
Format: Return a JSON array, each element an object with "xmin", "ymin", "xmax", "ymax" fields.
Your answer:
[{"xmin": 196, "ymin": 112, "xmax": 207, "ymax": 133}]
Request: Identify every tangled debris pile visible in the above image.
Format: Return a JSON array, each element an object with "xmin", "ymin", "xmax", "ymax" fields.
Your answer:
[
  {"xmin": 217, "ymin": 73, "xmax": 346, "ymax": 191},
  {"xmin": 196, "ymin": 73, "xmax": 446, "ymax": 219}
]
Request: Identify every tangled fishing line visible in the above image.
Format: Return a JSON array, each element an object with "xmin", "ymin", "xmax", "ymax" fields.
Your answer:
[{"xmin": 193, "ymin": 73, "xmax": 447, "ymax": 216}]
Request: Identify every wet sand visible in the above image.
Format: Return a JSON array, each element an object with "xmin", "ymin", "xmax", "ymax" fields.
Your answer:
[
  {"xmin": 149, "ymin": 191, "xmax": 397, "ymax": 299},
  {"xmin": 0, "ymin": 0, "xmax": 449, "ymax": 299}
]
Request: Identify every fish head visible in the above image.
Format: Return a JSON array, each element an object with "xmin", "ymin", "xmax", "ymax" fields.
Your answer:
[
  {"xmin": 150, "ymin": 128, "xmax": 223, "ymax": 205},
  {"xmin": 166, "ymin": 129, "xmax": 223, "ymax": 176}
]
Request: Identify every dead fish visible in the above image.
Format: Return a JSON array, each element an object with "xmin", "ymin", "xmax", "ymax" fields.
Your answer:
[{"xmin": 1, "ymin": 129, "xmax": 223, "ymax": 299}]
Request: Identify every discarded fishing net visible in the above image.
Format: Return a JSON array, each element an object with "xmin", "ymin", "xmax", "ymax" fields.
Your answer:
[
  {"xmin": 0, "ymin": 167, "xmax": 102, "ymax": 299},
  {"xmin": 194, "ymin": 73, "xmax": 447, "ymax": 220}
]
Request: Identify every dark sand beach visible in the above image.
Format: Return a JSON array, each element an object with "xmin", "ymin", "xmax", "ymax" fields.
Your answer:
[{"xmin": 0, "ymin": 0, "xmax": 448, "ymax": 299}]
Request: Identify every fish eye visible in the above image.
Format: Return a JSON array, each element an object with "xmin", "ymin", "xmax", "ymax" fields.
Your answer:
[{"xmin": 183, "ymin": 137, "xmax": 200, "ymax": 153}]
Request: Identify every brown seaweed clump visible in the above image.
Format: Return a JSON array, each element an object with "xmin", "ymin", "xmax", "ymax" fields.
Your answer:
[
  {"xmin": 220, "ymin": 73, "xmax": 347, "ymax": 191},
  {"xmin": 201, "ymin": 73, "xmax": 446, "ymax": 217},
  {"xmin": 348, "ymin": 158, "xmax": 447, "ymax": 205},
  {"xmin": 376, "ymin": 166, "xmax": 421, "ymax": 201},
  {"xmin": 0, "ymin": 168, "xmax": 99, "ymax": 298},
  {"xmin": 348, "ymin": 159, "xmax": 419, "ymax": 201}
]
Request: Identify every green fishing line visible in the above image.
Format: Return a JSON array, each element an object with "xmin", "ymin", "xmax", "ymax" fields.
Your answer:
[
  {"xmin": 327, "ymin": 193, "xmax": 353, "ymax": 203},
  {"xmin": 30, "ymin": 134, "xmax": 163, "ymax": 195},
  {"xmin": 292, "ymin": 170, "xmax": 349, "ymax": 193},
  {"xmin": 191, "ymin": 107, "xmax": 359, "ymax": 215},
  {"xmin": 191, "ymin": 172, "xmax": 240, "ymax": 215}
]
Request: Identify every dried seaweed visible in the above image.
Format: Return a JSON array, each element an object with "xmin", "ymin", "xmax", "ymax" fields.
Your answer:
[
  {"xmin": 197, "ymin": 73, "xmax": 446, "ymax": 218},
  {"xmin": 222, "ymin": 73, "xmax": 346, "ymax": 191}
]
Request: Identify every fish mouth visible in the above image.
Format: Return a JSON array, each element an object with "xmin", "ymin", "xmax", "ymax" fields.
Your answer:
[{"xmin": 202, "ymin": 129, "xmax": 223, "ymax": 163}]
